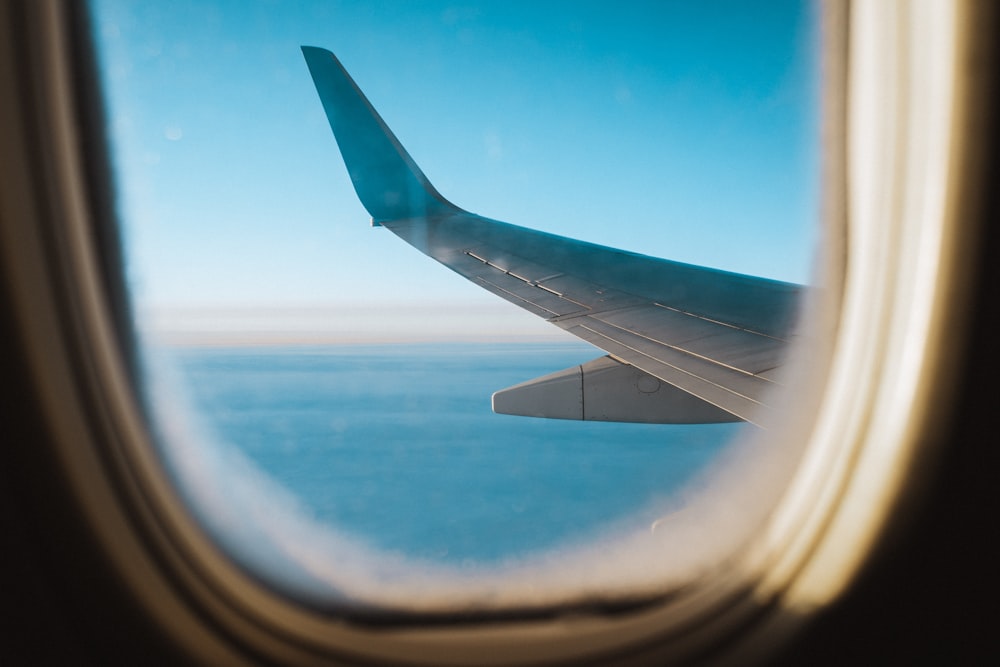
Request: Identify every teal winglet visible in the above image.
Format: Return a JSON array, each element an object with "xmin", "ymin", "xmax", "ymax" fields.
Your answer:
[{"xmin": 301, "ymin": 46, "xmax": 462, "ymax": 223}]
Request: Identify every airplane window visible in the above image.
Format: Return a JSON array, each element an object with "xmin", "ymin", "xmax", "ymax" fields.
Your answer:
[{"xmin": 89, "ymin": 0, "xmax": 818, "ymax": 611}]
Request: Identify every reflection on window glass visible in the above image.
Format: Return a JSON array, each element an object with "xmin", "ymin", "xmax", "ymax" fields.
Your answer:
[{"xmin": 91, "ymin": 0, "xmax": 817, "ymax": 608}]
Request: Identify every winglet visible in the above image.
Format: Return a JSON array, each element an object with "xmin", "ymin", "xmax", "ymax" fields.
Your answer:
[{"xmin": 301, "ymin": 46, "xmax": 462, "ymax": 222}]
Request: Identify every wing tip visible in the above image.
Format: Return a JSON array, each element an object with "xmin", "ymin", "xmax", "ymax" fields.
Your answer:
[{"xmin": 302, "ymin": 45, "xmax": 462, "ymax": 222}]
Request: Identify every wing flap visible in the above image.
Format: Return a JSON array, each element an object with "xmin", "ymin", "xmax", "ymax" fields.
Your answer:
[
  {"xmin": 562, "ymin": 323, "xmax": 771, "ymax": 425},
  {"xmin": 493, "ymin": 355, "xmax": 741, "ymax": 424}
]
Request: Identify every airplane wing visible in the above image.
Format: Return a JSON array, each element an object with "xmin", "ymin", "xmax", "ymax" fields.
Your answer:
[{"xmin": 302, "ymin": 46, "xmax": 802, "ymax": 427}]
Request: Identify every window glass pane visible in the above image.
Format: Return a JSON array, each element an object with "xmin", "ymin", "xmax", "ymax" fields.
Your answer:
[{"xmin": 91, "ymin": 0, "xmax": 818, "ymax": 608}]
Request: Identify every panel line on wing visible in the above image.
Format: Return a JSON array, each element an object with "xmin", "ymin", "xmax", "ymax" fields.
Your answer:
[
  {"xmin": 462, "ymin": 241, "xmax": 786, "ymax": 386},
  {"xmin": 472, "ymin": 277, "xmax": 565, "ymax": 318},
  {"xmin": 653, "ymin": 302, "xmax": 789, "ymax": 342},
  {"xmin": 565, "ymin": 324, "xmax": 768, "ymax": 425},
  {"xmin": 589, "ymin": 305, "xmax": 786, "ymax": 378},
  {"xmin": 464, "ymin": 250, "xmax": 594, "ymax": 310},
  {"xmin": 580, "ymin": 316, "xmax": 778, "ymax": 390}
]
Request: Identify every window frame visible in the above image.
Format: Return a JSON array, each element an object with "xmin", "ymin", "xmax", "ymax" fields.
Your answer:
[{"xmin": 1, "ymin": 1, "xmax": 996, "ymax": 664}]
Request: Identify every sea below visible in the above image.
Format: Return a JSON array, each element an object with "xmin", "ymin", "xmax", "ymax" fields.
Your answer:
[{"xmin": 158, "ymin": 342, "xmax": 745, "ymax": 565}]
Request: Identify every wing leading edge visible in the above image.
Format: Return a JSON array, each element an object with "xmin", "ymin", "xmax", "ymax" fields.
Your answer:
[{"xmin": 302, "ymin": 46, "xmax": 802, "ymax": 426}]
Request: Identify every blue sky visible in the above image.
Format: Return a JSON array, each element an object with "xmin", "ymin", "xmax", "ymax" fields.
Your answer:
[{"xmin": 91, "ymin": 0, "xmax": 818, "ymax": 341}]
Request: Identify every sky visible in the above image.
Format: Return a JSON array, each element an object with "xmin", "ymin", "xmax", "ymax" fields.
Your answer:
[{"xmin": 91, "ymin": 0, "xmax": 819, "ymax": 342}]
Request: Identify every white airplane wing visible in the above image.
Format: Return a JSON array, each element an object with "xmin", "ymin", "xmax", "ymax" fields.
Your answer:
[{"xmin": 302, "ymin": 46, "xmax": 802, "ymax": 426}]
